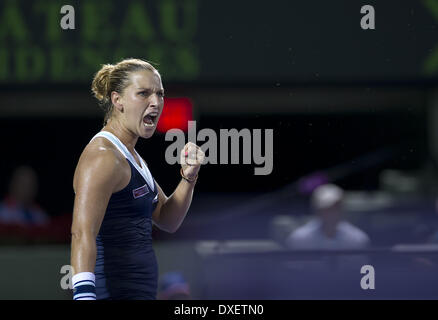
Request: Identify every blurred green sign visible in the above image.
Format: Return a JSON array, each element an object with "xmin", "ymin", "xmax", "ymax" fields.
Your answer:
[
  {"xmin": 0, "ymin": 0, "xmax": 200, "ymax": 83},
  {"xmin": 0, "ymin": 0, "xmax": 436, "ymax": 84}
]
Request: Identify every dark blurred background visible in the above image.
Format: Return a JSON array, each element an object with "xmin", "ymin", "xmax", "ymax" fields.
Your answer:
[{"xmin": 0, "ymin": 0, "xmax": 437, "ymax": 299}]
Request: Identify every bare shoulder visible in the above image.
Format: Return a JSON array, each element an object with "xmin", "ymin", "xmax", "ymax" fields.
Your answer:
[{"xmin": 73, "ymin": 137, "xmax": 130, "ymax": 193}]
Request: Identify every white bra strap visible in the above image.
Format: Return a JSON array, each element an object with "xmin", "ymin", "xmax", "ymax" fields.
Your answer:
[{"xmin": 91, "ymin": 131, "xmax": 130, "ymax": 160}]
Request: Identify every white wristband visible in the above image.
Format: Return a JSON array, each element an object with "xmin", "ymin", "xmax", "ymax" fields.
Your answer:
[{"xmin": 72, "ymin": 272, "xmax": 96, "ymax": 300}]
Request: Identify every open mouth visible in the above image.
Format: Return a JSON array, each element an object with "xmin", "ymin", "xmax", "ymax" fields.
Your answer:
[{"xmin": 143, "ymin": 113, "xmax": 158, "ymax": 127}]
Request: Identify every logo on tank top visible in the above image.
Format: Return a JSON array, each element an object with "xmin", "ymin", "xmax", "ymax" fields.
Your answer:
[{"xmin": 132, "ymin": 184, "xmax": 149, "ymax": 199}]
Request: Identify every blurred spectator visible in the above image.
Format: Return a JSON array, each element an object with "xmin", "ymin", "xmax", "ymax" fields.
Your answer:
[
  {"xmin": 0, "ymin": 166, "xmax": 49, "ymax": 226},
  {"xmin": 157, "ymin": 271, "xmax": 191, "ymax": 300},
  {"xmin": 0, "ymin": 166, "xmax": 73, "ymax": 244},
  {"xmin": 286, "ymin": 184, "xmax": 370, "ymax": 250}
]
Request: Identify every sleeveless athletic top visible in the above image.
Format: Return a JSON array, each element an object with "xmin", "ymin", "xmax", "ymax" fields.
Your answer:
[{"xmin": 90, "ymin": 131, "xmax": 159, "ymax": 300}]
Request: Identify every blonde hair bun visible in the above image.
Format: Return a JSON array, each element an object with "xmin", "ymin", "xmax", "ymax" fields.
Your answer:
[{"xmin": 91, "ymin": 64, "xmax": 115, "ymax": 102}]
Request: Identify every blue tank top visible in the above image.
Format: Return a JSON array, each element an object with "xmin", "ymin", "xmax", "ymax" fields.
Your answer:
[{"xmin": 90, "ymin": 131, "xmax": 159, "ymax": 300}]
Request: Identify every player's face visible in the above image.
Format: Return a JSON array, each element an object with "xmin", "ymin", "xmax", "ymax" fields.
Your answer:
[{"xmin": 120, "ymin": 70, "xmax": 164, "ymax": 139}]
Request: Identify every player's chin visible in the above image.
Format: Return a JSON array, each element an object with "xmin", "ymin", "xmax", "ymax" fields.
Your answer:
[{"xmin": 139, "ymin": 125, "xmax": 156, "ymax": 139}]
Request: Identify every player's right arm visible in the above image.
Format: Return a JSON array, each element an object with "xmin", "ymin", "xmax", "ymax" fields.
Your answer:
[{"xmin": 70, "ymin": 146, "xmax": 123, "ymax": 298}]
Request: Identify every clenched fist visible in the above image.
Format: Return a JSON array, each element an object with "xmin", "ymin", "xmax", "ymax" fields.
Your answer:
[{"xmin": 180, "ymin": 142, "xmax": 205, "ymax": 181}]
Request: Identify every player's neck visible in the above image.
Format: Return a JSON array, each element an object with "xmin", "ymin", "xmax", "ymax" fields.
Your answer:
[{"xmin": 103, "ymin": 119, "xmax": 138, "ymax": 154}]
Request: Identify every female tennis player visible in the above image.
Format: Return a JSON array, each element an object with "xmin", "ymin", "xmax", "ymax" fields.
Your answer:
[{"xmin": 70, "ymin": 58, "xmax": 204, "ymax": 300}]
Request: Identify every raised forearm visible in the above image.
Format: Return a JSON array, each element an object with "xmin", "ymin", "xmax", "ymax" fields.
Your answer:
[{"xmin": 156, "ymin": 142, "xmax": 203, "ymax": 233}]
